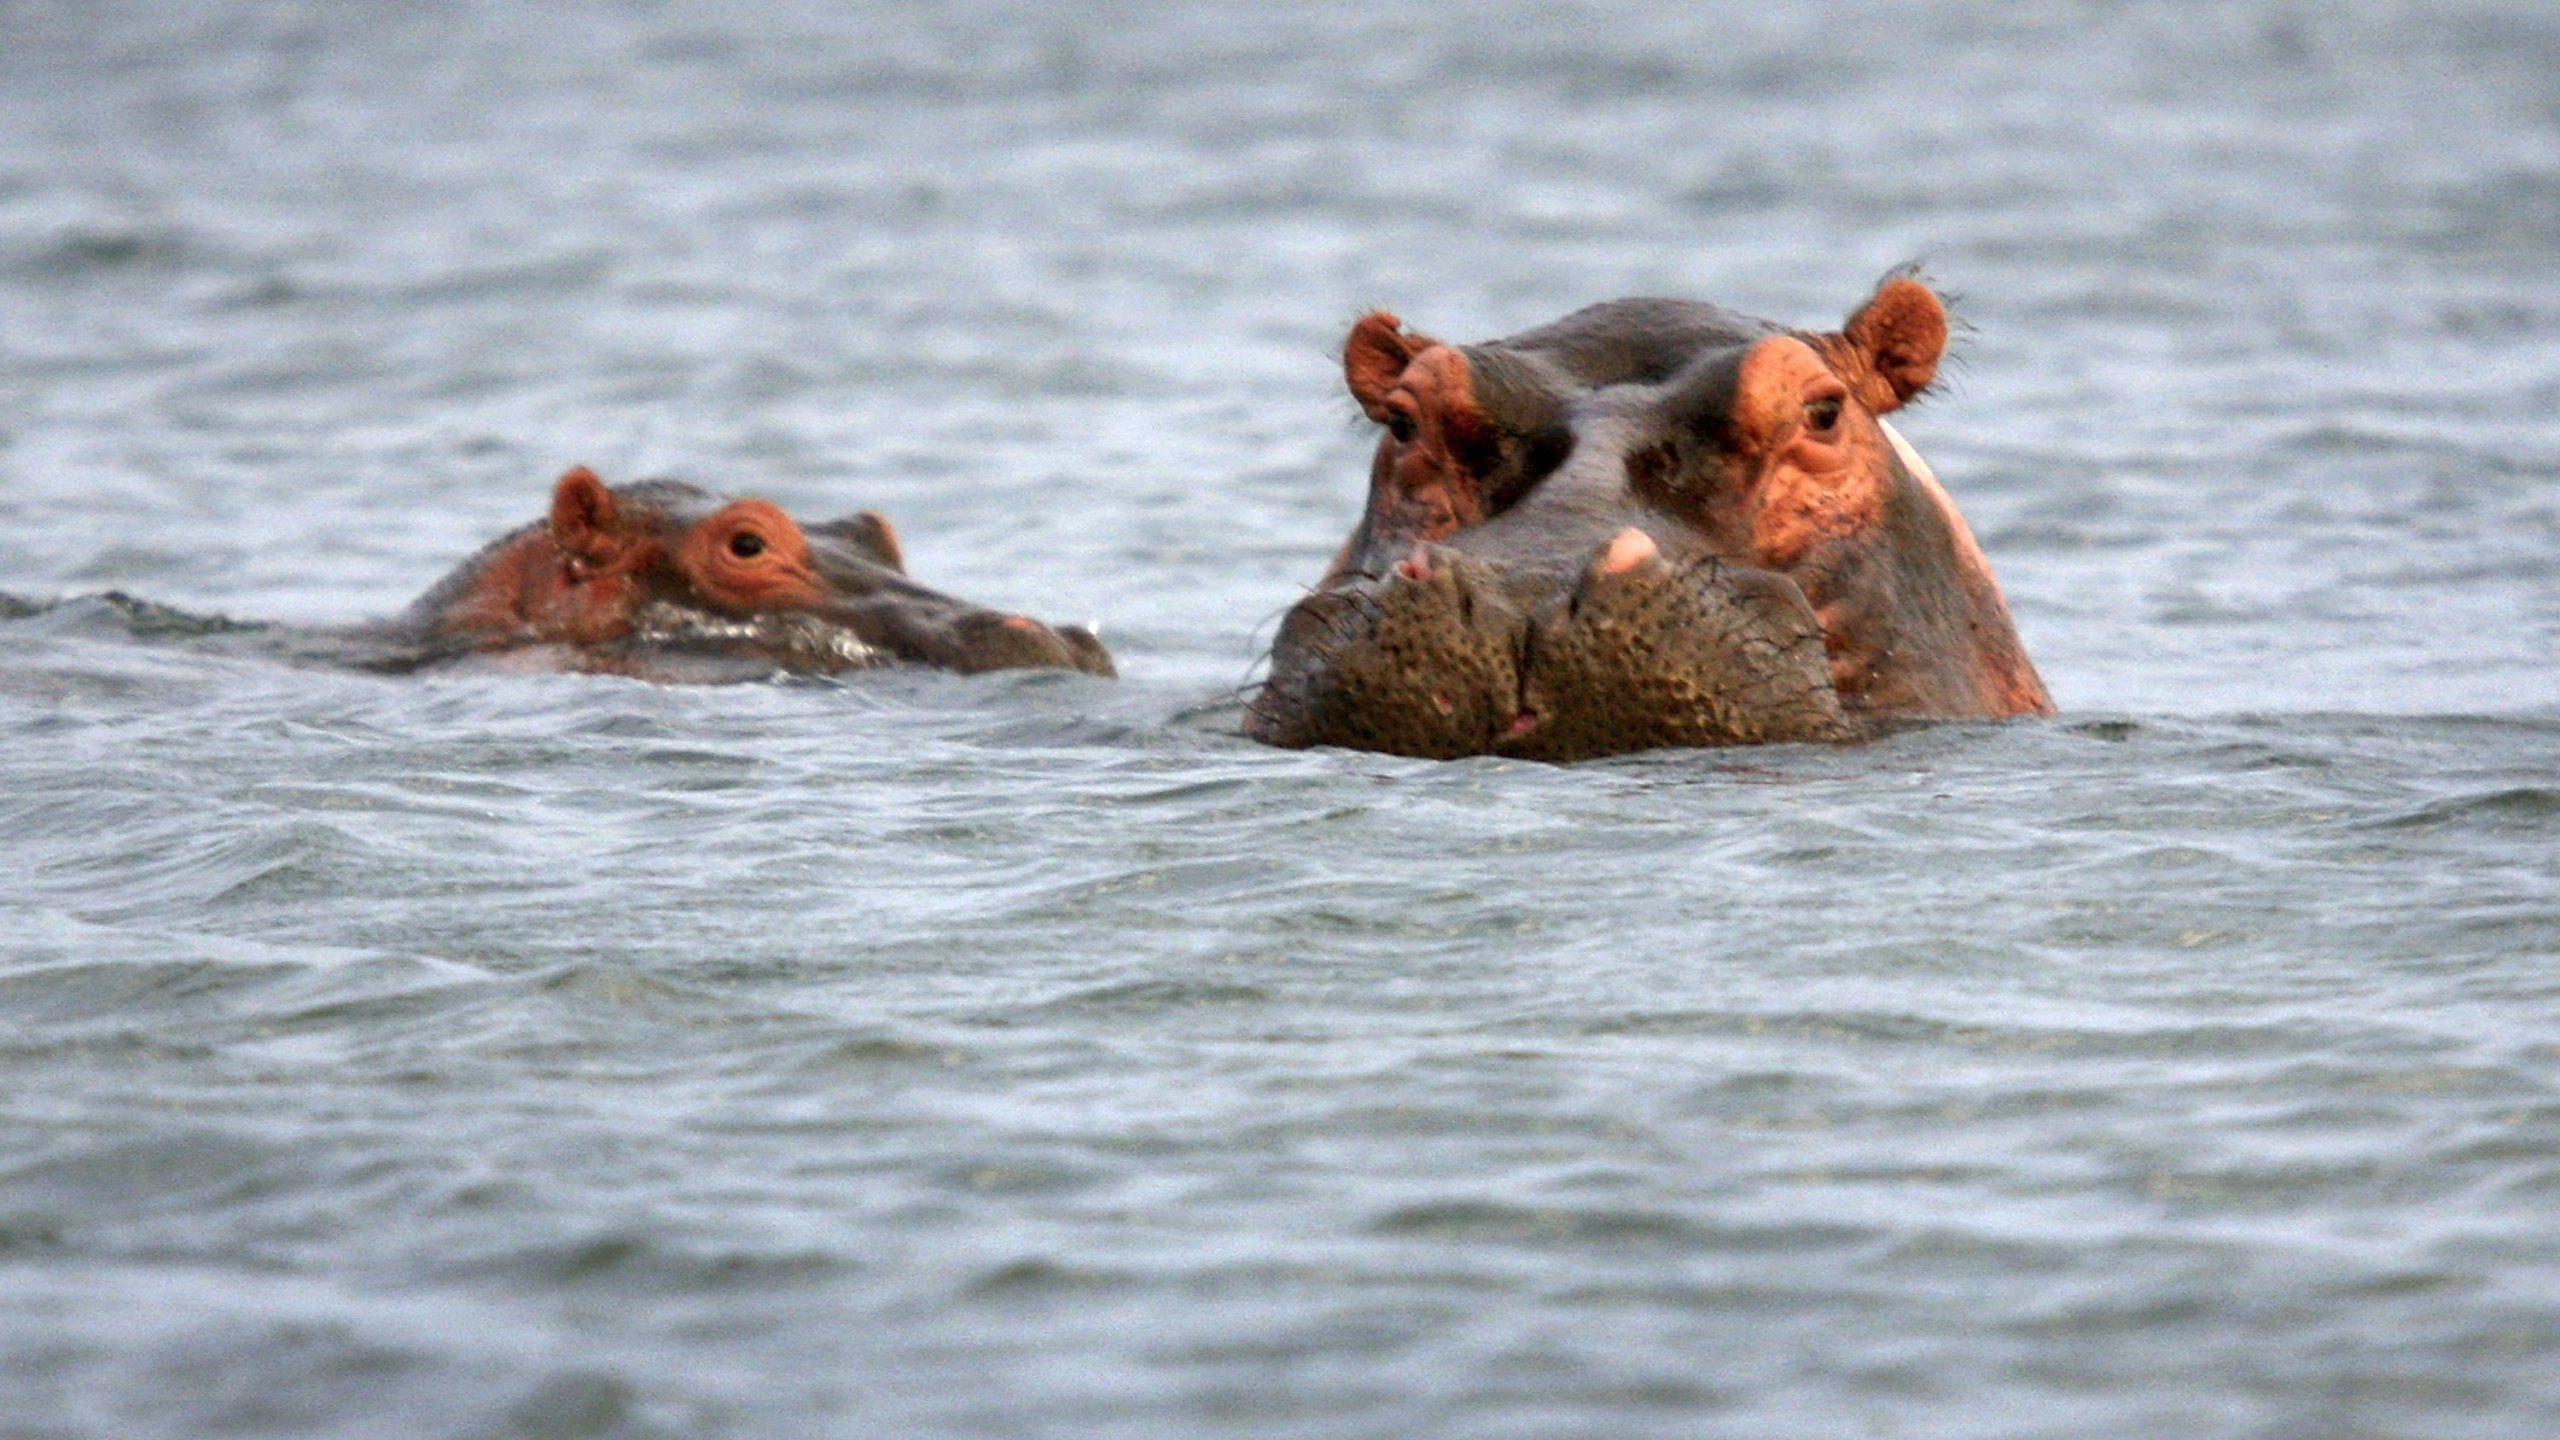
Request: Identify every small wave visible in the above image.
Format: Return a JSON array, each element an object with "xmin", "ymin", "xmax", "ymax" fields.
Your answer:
[
  {"xmin": 2366, "ymin": 786, "xmax": 2560, "ymax": 834},
  {"xmin": 0, "ymin": 591, "xmax": 268, "ymax": 641},
  {"xmin": 963, "ymin": 1255, "xmax": 1136, "ymax": 1299},
  {"xmin": 449, "ymin": 1228, "xmax": 855, "ymax": 1294},
  {"xmin": 1033, "ymin": 977, "xmax": 1277, "ymax": 1013},
  {"xmin": 0, "ymin": 1130, "xmax": 300, "ymax": 1222},
  {"xmin": 6, "ymin": 222, "xmax": 193, "ymax": 277},
  {"xmin": 1366, "ymin": 1197, "xmax": 1868, "ymax": 1253}
]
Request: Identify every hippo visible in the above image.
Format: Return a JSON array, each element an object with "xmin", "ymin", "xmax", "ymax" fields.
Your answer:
[
  {"xmin": 289, "ymin": 466, "xmax": 1112, "ymax": 680},
  {"xmin": 1246, "ymin": 274, "xmax": 2049, "ymax": 760}
]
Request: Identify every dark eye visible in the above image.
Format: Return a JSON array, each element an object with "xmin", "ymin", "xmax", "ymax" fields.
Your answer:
[
  {"xmin": 728, "ymin": 531, "xmax": 766, "ymax": 559},
  {"xmin": 1385, "ymin": 412, "xmax": 1418, "ymax": 445},
  {"xmin": 1805, "ymin": 396, "xmax": 1843, "ymax": 432}
]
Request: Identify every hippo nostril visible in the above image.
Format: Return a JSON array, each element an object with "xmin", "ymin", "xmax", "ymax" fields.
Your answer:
[{"xmin": 1397, "ymin": 544, "xmax": 1434, "ymax": 584}]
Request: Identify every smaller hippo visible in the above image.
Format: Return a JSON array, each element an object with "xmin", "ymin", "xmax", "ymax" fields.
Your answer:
[
  {"xmin": 1249, "ymin": 275, "xmax": 2048, "ymax": 760},
  {"xmin": 322, "ymin": 467, "xmax": 1113, "ymax": 679}
]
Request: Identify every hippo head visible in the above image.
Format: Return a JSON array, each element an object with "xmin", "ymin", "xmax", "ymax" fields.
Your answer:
[
  {"xmin": 390, "ymin": 467, "xmax": 1112, "ymax": 678},
  {"xmin": 1246, "ymin": 276, "xmax": 2049, "ymax": 760}
]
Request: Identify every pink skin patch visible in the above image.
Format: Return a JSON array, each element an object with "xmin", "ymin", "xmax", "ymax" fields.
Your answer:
[
  {"xmin": 1397, "ymin": 545, "xmax": 1435, "ymax": 583},
  {"xmin": 1002, "ymin": 615, "xmax": 1038, "ymax": 631},
  {"xmin": 1597, "ymin": 528, "xmax": 1658, "ymax": 575}
]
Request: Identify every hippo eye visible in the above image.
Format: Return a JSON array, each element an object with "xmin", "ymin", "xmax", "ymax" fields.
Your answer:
[
  {"xmin": 728, "ymin": 531, "xmax": 767, "ymax": 560},
  {"xmin": 1805, "ymin": 396, "xmax": 1843, "ymax": 433},
  {"xmin": 1385, "ymin": 411, "xmax": 1418, "ymax": 445}
]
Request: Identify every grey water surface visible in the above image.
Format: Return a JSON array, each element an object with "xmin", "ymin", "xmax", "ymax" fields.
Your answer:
[{"xmin": 3, "ymin": 2, "xmax": 2557, "ymax": 1437}]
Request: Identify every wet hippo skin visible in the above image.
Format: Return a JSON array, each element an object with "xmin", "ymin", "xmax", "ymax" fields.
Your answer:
[
  {"xmin": 329, "ymin": 467, "xmax": 1114, "ymax": 679},
  {"xmin": 1247, "ymin": 275, "xmax": 2050, "ymax": 760}
]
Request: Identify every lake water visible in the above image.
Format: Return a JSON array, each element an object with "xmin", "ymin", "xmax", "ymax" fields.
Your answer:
[{"xmin": 3, "ymin": 2, "xmax": 2556, "ymax": 1436}]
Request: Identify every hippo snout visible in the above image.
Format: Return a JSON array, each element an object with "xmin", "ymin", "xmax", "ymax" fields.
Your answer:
[
  {"xmin": 942, "ymin": 610, "xmax": 1118, "ymax": 677},
  {"xmin": 1247, "ymin": 533, "xmax": 1851, "ymax": 762}
]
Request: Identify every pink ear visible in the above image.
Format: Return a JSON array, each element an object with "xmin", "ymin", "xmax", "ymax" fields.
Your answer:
[
  {"xmin": 548, "ymin": 467, "xmax": 620, "ymax": 561},
  {"xmin": 1834, "ymin": 277, "xmax": 1948, "ymax": 413},
  {"xmin": 1400, "ymin": 344, "xmax": 1488, "ymax": 457},
  {"xmin": 1344, "ymin": 311, "xmax": 1421, "ymax": 421}
]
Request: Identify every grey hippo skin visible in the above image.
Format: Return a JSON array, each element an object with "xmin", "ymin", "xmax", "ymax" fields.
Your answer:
[{"xmin": 1247, "ymin": 275, "xmax": 2050, "ymax": 761}]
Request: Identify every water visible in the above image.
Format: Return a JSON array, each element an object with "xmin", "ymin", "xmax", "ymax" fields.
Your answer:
[{"xmin": 3, "ymin": 2, "xmax": 2557, "ymax": 1436}]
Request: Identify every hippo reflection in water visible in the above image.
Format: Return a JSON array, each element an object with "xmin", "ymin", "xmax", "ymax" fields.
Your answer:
[
  {"xmin": 324, "ymin": 467, "xmax": 1113, "ymax": 679},
  {"xmin": 1245, "ymin": 274, "xmax": 2051, "ymax": 760}
]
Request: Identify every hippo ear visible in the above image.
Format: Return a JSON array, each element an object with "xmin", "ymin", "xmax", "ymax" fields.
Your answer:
[
  {"xmin": 1830, "ymin": 276, "xmax": 1948, "ymax": 414},
  {"xmin": 548, "ymin": 467, "xmax": 624, "ymax": 562},
  {"xmin": 1344, "ymin": 311, "xmax": 1424, "ymax": 422},
  {"xmin": 1401, "ymin": 344, "xmax": 1496, "ymax": 471},
  {"xmin": 812, "ymin": 510, "xmax": 907, "ymax": 574}
]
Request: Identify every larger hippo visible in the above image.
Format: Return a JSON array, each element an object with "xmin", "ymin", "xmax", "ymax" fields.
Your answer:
[
  {"xmin": 1246, "ymin": 275, "xmax": 2048, "ymax": 760},
  {"xmin": 304, "ymin": 466, "xmax": 1113, "ymax": 679}
]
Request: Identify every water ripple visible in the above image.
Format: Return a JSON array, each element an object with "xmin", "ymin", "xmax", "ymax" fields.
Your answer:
[{"xmin": 5, "ymin": 3, "xmax": 2560, "ymax": 1436}]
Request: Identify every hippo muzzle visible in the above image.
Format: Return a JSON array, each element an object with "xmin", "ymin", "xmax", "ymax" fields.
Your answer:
[
  {"xmin": 1249, "ymin": 513, "xmax": 1848, "ymax": 761},
  {"xmin": 792, "ymin": 545, "xmax": 1115, "ymax": 677}
]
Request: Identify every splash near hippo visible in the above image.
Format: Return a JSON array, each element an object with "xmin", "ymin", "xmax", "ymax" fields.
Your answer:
[
  {"xmin": 14, "ymin": 468, "xmax": 1114, "ymax": 682},
  {"xmin": 1246, "ymin": 274, "xmax": 2050, "ymax": 760}
]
